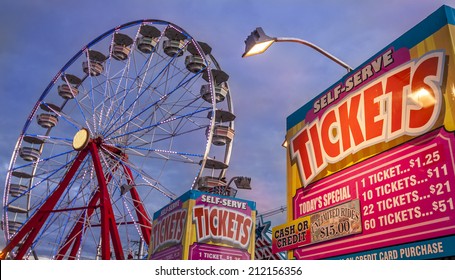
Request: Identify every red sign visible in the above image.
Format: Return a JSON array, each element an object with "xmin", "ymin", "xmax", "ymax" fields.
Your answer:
[
  {"xmin": 290, "ymin": 51, "xmax": 444, "ymax": 187},
  {"xmin": 192, "ymin": 205, "xmax": 253, "ymax": 248},
  {"xmin": 293, "ymin": 128, "xmax": 455, "ymax": 259}
]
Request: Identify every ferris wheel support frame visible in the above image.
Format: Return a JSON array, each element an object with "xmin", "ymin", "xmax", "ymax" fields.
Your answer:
[
  {"xmin": 0, "ymin": 148, "xmax": 89, "ymax": 260},
  {"xmin": 89, "ymin": 141, "xmax": 123, "ymax": 260},
  {"xmin": 0, "ymin": 140, "xmax": 152, "ymax": 260},
  {"xmin": 122, "ymin": 164, "xmax": 152, "ymax": 244}
]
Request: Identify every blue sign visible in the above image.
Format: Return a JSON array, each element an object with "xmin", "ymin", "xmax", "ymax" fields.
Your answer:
[{"xmin": 327, "ymin": 235, "xmax": 455, "ymax": 260}]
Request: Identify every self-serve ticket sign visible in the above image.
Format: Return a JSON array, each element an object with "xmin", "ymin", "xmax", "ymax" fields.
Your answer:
[
  {"xmin": 148, "ymin": 190, "xmax": 256, "ymax": 260},
  {"xmin": 284, "ymin": 5, "xmax": 455, "ymax": 259}
]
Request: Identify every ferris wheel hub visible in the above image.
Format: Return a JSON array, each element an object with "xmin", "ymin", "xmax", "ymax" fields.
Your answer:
[{"xmin": 72, "ymin": 128, "xmax": 90, "ymax": 151}]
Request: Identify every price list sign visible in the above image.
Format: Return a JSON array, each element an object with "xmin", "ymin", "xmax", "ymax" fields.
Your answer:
[{"xmin": 293, "ymin": 128, "xmax": 455, "ymax": 259}]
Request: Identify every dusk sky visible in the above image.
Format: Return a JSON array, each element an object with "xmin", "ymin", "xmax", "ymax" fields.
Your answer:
[{"xmin": 1, "ymin": 0, "xmax": 454, "ymax": 252}]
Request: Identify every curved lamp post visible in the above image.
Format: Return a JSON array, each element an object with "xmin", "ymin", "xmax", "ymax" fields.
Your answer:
[
  {"xmin": 242, "ymin": 27, "xmax": 353, "ymax": 72},
  {"xmin": 242, "ymin": 27, "xmax": 354, "ymax": 149}
]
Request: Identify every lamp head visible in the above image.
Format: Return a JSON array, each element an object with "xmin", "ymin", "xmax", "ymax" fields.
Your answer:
[
  {"xmin": 242, "ymin": 27, "xmax": 276, "ymax": 57},
  {"xmin": 281, "ymin": 138, "xmax": 288, "ymax": 149},
  {"xmin": 234, "ymin": 176, "xmax": 252, "ymax": 190}
]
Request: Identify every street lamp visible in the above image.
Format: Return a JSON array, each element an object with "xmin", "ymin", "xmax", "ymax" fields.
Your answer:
[
  {"xmin": 242, "ymin": 27, "xmax": 353, "ymax": 72},
  {"xmin": 243, "ymin": 27, "xmax": 354, "ymax": 149},
  {"xmin": 226, "ymin": 176, "xmax": 251, "ymax": 197}
]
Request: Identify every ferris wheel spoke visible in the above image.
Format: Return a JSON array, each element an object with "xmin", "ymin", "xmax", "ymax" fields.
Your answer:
[
  {"xmin": 101, "ymin": 58, "xmax": 198, "ymax": 139},
  {"xmin": 6, "ymin": 151, "xmax": 81, "ymax": 211},
  {"xmin": 84, "ymin": 50, "xmax": 107, "ymax": 129},
  {"xmin": 33, "ymin": 152, "xmax": 88, "ymax": 183},
  {"xmin": 11, "ymin": 149, "xmax": 74, "ymax": 175},
  {"xmin": 115, "ymin": 156, "xmax": 177, "ymax": 200},
  {"xmin": 122, "ymin": 125, "xmax": 207, "ymax": 157},
  {"xmin": 106, "ymin": 106, "xmax": 211, "ymax": 143},
  {"xmin": 23, "ymin": 133, "xmax": 73, "ymax": 146},
  {"xmin": 131, "ymin": 46, "xmax": 165, "ymax": 94},
  {"xmin": 40, "ymin": 101, "xmax": 84, "ymax": 131},
  {"xmin": 99, "ymin": 50, "xmax": 137, "ymax": 134},
  {"xmin": 148, "ymin": 88, "xmax": 209, "ymax": 131},
  {"xmin": 59, "ymin": 79, "xmax": 94, "ymax": 132},
  {"xmin": 22, "ymin": 158, "xmax": 93, "ymax": 238},
  {"xmin": 108, "ymin": 97, "xmax": 208, "ymax": 147},
  {"xmin": 117, "ymin": 144, "xmax": 204, "ymax": 161},
  {"xmin": 115, "ymin": 124, "xmax": 205, "ymax": 153},
  {"xmin": 34, "ymin": 203, "xmax": 75, "ymax": 258},
  {"xmin": 100, "ymin": 51, "xmax": 184, "ymax": 137}
]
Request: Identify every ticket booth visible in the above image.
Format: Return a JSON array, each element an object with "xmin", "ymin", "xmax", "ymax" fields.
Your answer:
[
  {"xmin": 148, "ymin": 190, "xmax": 256, "ymax": 260},
  {"xmin": 274, "ymin": 5, "xmax": 455, "ymax": 260}
]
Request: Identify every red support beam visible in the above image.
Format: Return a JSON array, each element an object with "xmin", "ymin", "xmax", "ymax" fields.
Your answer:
[
  {"xmin": 57, "ymin": 143, "xmax": 136, "ymax": 260},
  {"xmin": 89, "ymin": 142, "xmax": 125, "ymax": 260},
  {"xmin": 55, "ymin": 190, "xmax": 101, "ymax": 260},
  {"xmin": 122, "ymin": 164, "xmax": 152, "ymax": 245},
  {"xmin": 58, "ymin": 158, "xmax": 124, "ymax": 259}
]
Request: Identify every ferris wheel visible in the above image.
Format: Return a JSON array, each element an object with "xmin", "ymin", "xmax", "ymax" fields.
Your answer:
[{"xmin": 1, "ymin": 20, "xmax": 235, "ymax": 260}]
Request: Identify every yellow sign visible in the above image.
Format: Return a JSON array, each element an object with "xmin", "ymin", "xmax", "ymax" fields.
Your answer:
[
  {"xmin": 272, "ymin": 216, "xmax": 310, "ymax": 253},
  {"xmin": 149, "ymin": 190, "xmax": 256, "ymax": 260}
]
